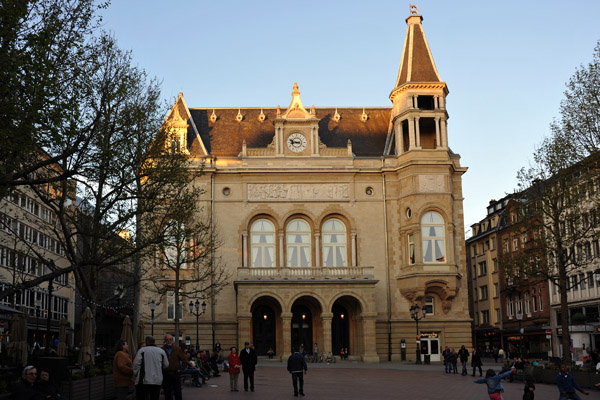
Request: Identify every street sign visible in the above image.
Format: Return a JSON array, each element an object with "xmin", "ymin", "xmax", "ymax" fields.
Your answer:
[{"xmin": 545, "ymin": 329, "xmax": 551, "ymax": 335}]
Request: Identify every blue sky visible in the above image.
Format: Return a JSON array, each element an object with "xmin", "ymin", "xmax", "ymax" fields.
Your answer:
[{"xmin": 101, "ymin": 0, "xmax": 600, "ymax": 233}]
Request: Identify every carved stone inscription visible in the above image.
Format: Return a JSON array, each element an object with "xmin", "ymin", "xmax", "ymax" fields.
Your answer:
[
  {"xmin": 248, "ymin": 183, "xmax": 350, "ymax": 201},
  {"xmin": 418, "ymin": 175, "xmax": 445, "ymax": 193}
]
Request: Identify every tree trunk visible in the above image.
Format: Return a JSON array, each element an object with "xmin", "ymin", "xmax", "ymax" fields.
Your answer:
[{"xmin": 558, "ymin": 257, "xmax": 571, "ymax": 364}]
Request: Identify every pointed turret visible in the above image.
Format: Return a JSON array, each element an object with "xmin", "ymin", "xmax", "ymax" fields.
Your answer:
[{"xmin": 386, "ymin": 6, "xmax": 449, "ymax": 157}]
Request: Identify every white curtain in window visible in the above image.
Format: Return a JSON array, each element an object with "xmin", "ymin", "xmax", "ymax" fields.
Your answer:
[
  {"xmin": 322, "ymin": 219, "xmax": 347, "ymax": 267},
  {"xmin": 287, "ymin": 219, "xmax": 311, "ymax": 267},
  {"xmin": 421, "ymin": 211, "xmax": 445, "ymax": 263},
  {"xmin": 251, "ymin": 219, "xmax": 275, "ymax": 267}
]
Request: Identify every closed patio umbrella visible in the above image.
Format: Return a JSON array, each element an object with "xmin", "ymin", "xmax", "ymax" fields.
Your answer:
[
  {"xmin": 78, "ymin": 307, "xmax": 94, "ymax": 367},
  {"xmin": 8, "ymin": 306, "xmax": 28, "ymax": 366},
  {"xmin": 57, "ymin": 317, "xmax": 68, "ymax": 356},
  {"xmin": 120, "ymin": 316, "xmax": 136, "ymax": 355},
  {"xmin": 136, "ymin": 319, "xmax": 145, "ymax": 351}
]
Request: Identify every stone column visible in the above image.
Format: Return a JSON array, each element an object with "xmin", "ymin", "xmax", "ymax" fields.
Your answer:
[
  {"xmin": 361, "ymin": 312, "xmax": 379, "ymax": 363},
  {"xmin": 278, "ymin": 232, "xmax": 285, "ymax": 267},
  {"xmin": 415, "ymin": 117, "xmax": 421, "ymax": 148},
  {"xmin": 315, "ymin": 233, "xmax": 320, "ymax": 267},
  {"xmin": 434, "ymin": 117, "xmax": 441, "ymax": 149},
  {"xmin": 242, "ymin": 232, "xmax": 248, "ymax": 268},
  {"xmin": 321, "ymin": 312, "xmax": 333, "ymax": 355},
  {"xmin": 441, "ymin": 117, "xmax": 448, "ymax": 149},
  {"xmin": 281, "ymin": 312, "xmax": 292, "ymax": 361},
  {"xmin": 395, "ymin": 119, "xmax": 404, "ymax": 155},
  {"xmin": 408, "ymin": 117, "xmax": 416, "ymax": 150},
  {"xmin": 351, "ymin": 232, "xmax": 357, "ymax": 267}
]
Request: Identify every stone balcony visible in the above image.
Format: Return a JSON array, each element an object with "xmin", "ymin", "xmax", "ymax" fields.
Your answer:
[{"xmin": 236, "ymin": 266, "xmax": 375, "ymax": 282}]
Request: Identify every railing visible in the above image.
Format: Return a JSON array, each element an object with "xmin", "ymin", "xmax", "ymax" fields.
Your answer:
[{"xmin": 237, "ymin": 266, "xmax": 375, "ymax": 281}]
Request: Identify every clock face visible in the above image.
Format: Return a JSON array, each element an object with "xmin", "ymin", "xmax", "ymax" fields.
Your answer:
[{"xmin": 286, "ymin": 132, "xmax": 307, "ymax": 153}]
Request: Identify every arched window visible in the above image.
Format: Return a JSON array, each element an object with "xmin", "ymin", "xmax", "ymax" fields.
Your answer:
[
  {"xmin": 250, "ymin": 219, "xmax": 275, "ymax": 268},
  {"xmin": 286, "ymin": 219, "xmax": 311, "ymax": 267},
  {"xmin": 322, "ymin": 218, "xmax": 347, "ymax": 267},
  {"xmin": 421, "ymin": 211, "xmax": 445, "ymax": 263}
]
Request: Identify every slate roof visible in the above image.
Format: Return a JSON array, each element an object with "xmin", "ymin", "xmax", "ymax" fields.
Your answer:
[{"xmin": 187, "ymin": 107, "xmax": 391, "ymax": 157}]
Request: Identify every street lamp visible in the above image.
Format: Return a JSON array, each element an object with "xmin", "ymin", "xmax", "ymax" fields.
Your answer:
[
  {"xmin": 149, "ymin": 300, "xmax": 157, "ymax": 336},
  {"xmin": 189, "ymin": 300, "xmax": 207, "ymax": 350},
  {"xmin": 516, "ymin": 308, "xmax": 524, "ymax": 358},
  {"xmin": 409, "ymin": 304, "xmax": 426, "ymax": 364}
]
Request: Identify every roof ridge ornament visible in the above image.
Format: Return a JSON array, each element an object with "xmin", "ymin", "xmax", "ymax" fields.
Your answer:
[
  {"xmin": 236, "ymin": 109, "xmax": 243, "ymax": 122},
  {"xmin": 277, "ymin": 105, "xmax": 281, "ymax": 117},
  {"xmin": 333, "ymin": 108, "xmax": 341, "ymax": 122},
  {"xmin": 281, "ymin": 82, "xmax": 313, "ymax": 119},
  {"xmin": 409, "ymin": 4, "xmax": 418, "ymax": 15},
  {"xmin": 210, "ymin": 109, "xmax": 217, "ymax": 123},
  {"xmin": 360, "ymin": 108, "xmax": 369, "ymax": 122},
  {"xmin": 258, "ymin": 108, "xmax": 266, "ymax": 122}
]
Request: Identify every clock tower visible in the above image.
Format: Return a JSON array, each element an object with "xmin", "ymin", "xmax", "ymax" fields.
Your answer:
[{"xmin": 274, "ymin": 83, "xmax": 321, "ymax": 156}]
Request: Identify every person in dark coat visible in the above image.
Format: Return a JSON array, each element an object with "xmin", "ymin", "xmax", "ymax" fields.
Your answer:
[
  {"xmin": 471, "ymin": 348, "xmax": 483, "ymax": 377},
  {"xmin": 14, "ymin": 366, "xmax": 45, "ymax": 400},
  {"xmin": 287, "ymin": 348, "xmax": 308, "ymax": 397},
  {"xmin": 523, "ymin": 381, "xmax": 535, "ymax": 400},
  {"xmin": 239, "ymin": 341, "xmax": 257, "ymax": 392},
  {"xmin": 458, "ymin": 345, "xmax": 470, "ymax": 376},
  {"xmin": 35, "ymin": 369, "xmax": 62, "ymax": 399}
]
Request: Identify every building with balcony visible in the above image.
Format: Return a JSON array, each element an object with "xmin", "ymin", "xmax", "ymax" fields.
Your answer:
[{"xmin": 142, "ymin": 9, "xmax": 471, "ymax": 362}]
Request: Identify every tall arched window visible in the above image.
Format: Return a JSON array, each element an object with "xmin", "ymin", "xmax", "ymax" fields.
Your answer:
[
  {"xmin": 322, "ymin": 218, "xmax": 347, "ymax": 267},
  {"xmin": 251, "ymin": 219, "xmax": 275, "ymax": 268},
  {"xmin": 421, "ymin": 211, "xmax": 445, "ymax": 263},
  {"xmin": 286, "ymin": 219, "xmax": 311, "ymax": 267}
]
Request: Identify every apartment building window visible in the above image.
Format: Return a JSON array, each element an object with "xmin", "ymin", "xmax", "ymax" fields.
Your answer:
[
  {"xmin": 579, "ymin": 273, "xmax": 586, "ymax": 290},
  {"xmin": 507, "ymin": 295, "xmax": 514, "ymax": 317},
  {"xmin": 490, "ymin": 236, "xmax": 496, "ymax": 250},
  {"xmin": 588, "ymin": 271, "xmax": 595, "ymax": 288},
  {"xmin": 517, "ymin": 293, "xmax": 522, "ymax": 314},
  {"xmin": 494, "ymin": 283, "xmax": 499, "ymax": 298},
  {"xmin": 571, "ymin": 275, "xmax": 578, "ymax": 291},
  {"xmin": 493, "ymin": 258, "xmax": 498, "ymax": 272},
  {"xmin": 503, "ymin": 239, "xmax": 509, "ymax": 253},
  {"xmin": 594, "ymin": 240, "xmax": 600, "ymax": 258},
  {"xmin": 424, "ymin": 296, "xmax": 435, "ymax": 315},
  {"xmin": 585, "ymin": 242, "xmax": 592, "ymax": 260},
  {"xmin": 479, "ymin": 261, "xmax": 487, "ymax": 276},
  {"xmin": 512, "ymin": 238, "xmax": 518, "ymax": 252},
  {"xmin": 421, "ymin": 211, "xmax": 446, "ymax": 263},
  {"xmin": 521, "ymin": 233, "xmax": 527, "ymax": 248},
  {"xmin": 524, "ymin": 292, "xmax": 531, "ymax": 315},
  {"xmin": 484, "ymin": 240, "xmax": 489, "ymax": 252},
  {"xmin": 496, "ymin": 309, "xmax": 500, "ymax": 323},
  {"xmin": 539, "ymin": 289, "xmax": 543, "ymax": 311},
  {"xmin": 481, "ymin": 310, "xmax": 490, "ymax": 325},
  {"xmin": 532, "ymin": 292, "xmax": 537, "ymax": 312},
  {"xmin": 480, "ymin": 285, "xmax": 488, "ymax": 300}
]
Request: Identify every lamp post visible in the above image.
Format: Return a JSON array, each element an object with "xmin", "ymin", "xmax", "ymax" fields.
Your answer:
[
  {"xmin": 34, "ymin": 297, "xmax": 42, "ymax": 347},
  {"xmin": 409, "ymin": 304, "xmax": 426, "ymax": 364},
  {"xmin": 516, "ymin": 308, "xmax": 524, "ymax": 358},
  {"xmin": 149, "ymin": 300, "xmax": 157, "ymax": 336},
  {"xmin": 189, "ymin": 300, "xmax": 207, "ymax": 351}
]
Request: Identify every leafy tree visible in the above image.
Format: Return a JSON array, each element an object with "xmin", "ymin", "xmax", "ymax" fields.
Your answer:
[{"xmin": 511, "ymin": 39, "xmax": 600, "ymax": 364}]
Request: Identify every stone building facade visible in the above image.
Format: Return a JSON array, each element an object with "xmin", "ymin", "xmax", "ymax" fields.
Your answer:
[{"xmin": 144, "ymin": 10, "xmax": 471, "ymax": 362}]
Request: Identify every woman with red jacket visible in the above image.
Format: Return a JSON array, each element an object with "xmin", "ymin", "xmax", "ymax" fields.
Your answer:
[
  {"xmin": 228, "ymin": 346, "xmax": 241, "ymax": 392},
  {"xmin": 113, "ymin": 340, "xmax": 135, "ymax": 400}
]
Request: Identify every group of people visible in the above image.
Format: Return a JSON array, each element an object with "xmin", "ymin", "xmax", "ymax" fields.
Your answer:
[
  {"xmin": 442, "ymin": 345, "xmax": 483, "ymax": 376},
  {"xmin": 14, "ymin": 366, "xmax": 61, "ymax": 400},
  {"xmin": 226, "ymin": 341, "xmax": 258, "ymax": 392},
  {"xmin": 121, "ymin": 334, "xmax": 221, "ymax": 400}
]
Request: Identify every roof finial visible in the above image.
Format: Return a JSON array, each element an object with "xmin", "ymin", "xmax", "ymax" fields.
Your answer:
[
  {"xmin": 292, "ymin": 82, "xmax": 300, "ymax": 95},
  {"xmin": 210, "ymin": 109, "xmax": 217, "ymax": 122},
  {"xmin": 277, "ymin": 105, "xmax": 281, "ymax": 117},
  {"xmin": 409, "ymin": 4, "xmax": 418, "ymax": 15}
]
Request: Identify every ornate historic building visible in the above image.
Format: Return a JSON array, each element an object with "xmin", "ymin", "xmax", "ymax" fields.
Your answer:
[{"xmin": 145, "ymin": 9, "xmax": 471, "ymax": 362}]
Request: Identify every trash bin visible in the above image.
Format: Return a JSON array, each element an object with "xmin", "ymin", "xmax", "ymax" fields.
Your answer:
[{"xmin": 424, "ymin": 355, "xmax": 430, "ymax": 364}]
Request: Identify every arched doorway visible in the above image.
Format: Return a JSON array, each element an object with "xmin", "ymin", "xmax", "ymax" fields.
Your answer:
[
  {"xmin": 291, "ymin": 305, "xmax": 312, "ymax": 353},
  {"xmin": 252, "ymin": 305, "xmax": 276, "ymax": 355},
  {"xmin": 332, "ymin": 304, "xmax": 349, "ymax": 355}
]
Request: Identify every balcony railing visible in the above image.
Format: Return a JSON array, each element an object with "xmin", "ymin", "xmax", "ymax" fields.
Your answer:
[{"xmin": 236, "ymin": 266, "xmax": 375, "ymax": 281}]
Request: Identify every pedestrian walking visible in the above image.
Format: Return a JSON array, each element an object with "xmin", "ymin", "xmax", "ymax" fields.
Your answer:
[
  {"xmin": 442, "ymin": 346, "xmax": 451, "ymax": 373},
  {"xmin": 133, "ymin": 336, "xmax": 169, "ymax": 400},
  {"xmin": 287, "ymin": 347, "xmax": 308, "ymax": 397},
  {"xmin": 162, "ymin": 334, "xmax": 188, "ymax": 400},
  {"xmin": 493, "ymin": 346, "xmax": 499, "ymax": 363},
  {"xmin": 228, "ymin": 346, "xmax": 241, "ymax": 392},
  {"xmin": 448, "ymin": 348, "xmax": 458, "ymax": 374},
  {"xmin": 471, "ymin": 348, "xmax": 483, "ymax": 377},
  {"xmin": 312, "ymin": 342, "xmax": 319, "ymax": 363},
  {"xmin": 474, "ymin": 367, "xmax": 515, "ymax": 400},
  {"xmin": 113, "ymin": 339, "xmax": 135, "ymax": 400},
  {"xmin": 498, "ymin": 348, "xmax": 504, "ymax": 363},
  {"xmin": 556, "ymin": 364, "xmax": 589, "ymax": 400},
  {"xmin": 458, "ymin": 345, "xmax": 470, "ymax": 376},
  {"xmin": 239, "ymin": 341, "xmax": 258, "ymax": 392}
]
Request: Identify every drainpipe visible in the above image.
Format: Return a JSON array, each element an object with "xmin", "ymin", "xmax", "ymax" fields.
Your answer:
[
  {"xmin": 210, "ymin": 161, "xmax": 216, "ymax": 350},
  {"xmin": 382, "ymin": 158, "xmax": 392, "ymax": 361}
]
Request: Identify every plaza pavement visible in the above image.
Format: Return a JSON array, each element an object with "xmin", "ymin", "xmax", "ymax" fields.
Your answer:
[{"xmin": 181, "ymin": 359, "xmax": 600, "ymax": 400}]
